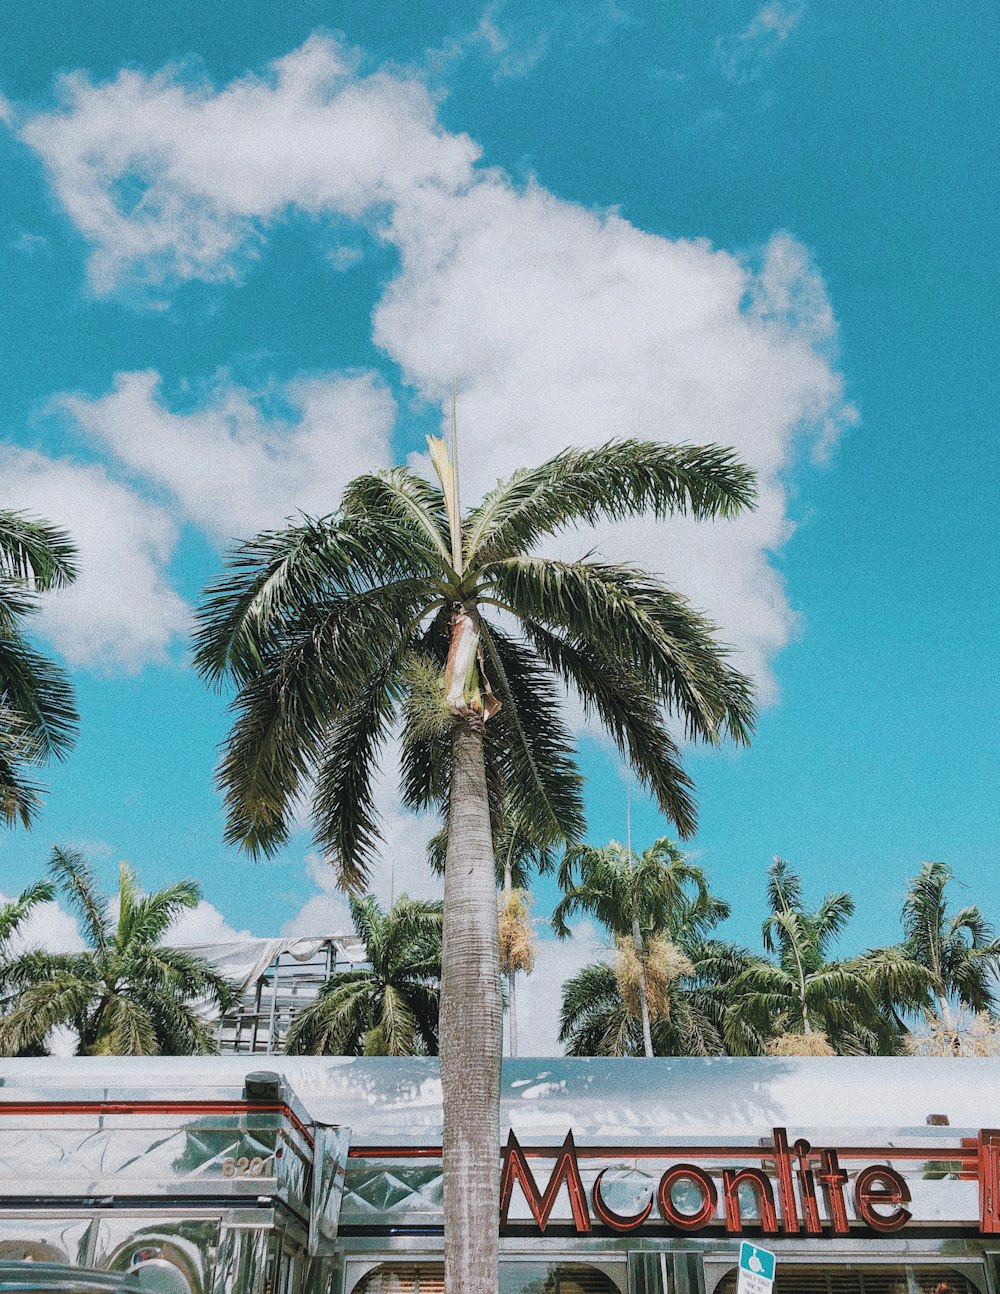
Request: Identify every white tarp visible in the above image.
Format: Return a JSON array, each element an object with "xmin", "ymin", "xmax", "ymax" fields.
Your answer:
[{"xmin": 173, "ymin": 935, "xmax": 367, "ymax": 992}]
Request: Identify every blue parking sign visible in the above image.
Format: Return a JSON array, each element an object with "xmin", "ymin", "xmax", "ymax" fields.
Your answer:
[{"xmin": 737, "ymin": 1241, "xmax": 776, "ymax": 1294}]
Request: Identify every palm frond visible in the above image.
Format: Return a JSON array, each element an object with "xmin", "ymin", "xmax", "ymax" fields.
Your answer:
[
  {"xmin": 0, "ymin": 510, "xmax": 78, "ymax": 590},
  {"xmin": 523, "ymin": 621, "xmax": 699, "ymax": 836},
  {"xmin": 0, "ymin": 635, "xmax": 78, "ymax": 762},
  {"xmin": 214, "ymin": 578, "xmax": 427, "ymax": 858},
  {"xmin": 49, "ymin": 847, "xmax": 109, "ymax": 951},
  {"xmin": 490, "ymin": 557, "xmax": 755, "ymax": 745},
  {"xmin": 342, "ymin": 470, "xmax": 452, "ymax": 571},
  {"xmin": 0, "ymin": 880, "xmax": 55, "ymax": 946},
  {"xmin": 310, "ymin": 648, "xmax": 407, "ymax": 889},
  {"xmin": 465, "ymin": 440, "xmax": 756, "ymax": 566},
  {"xmin": 478, "ymin": 622, "xmax": 585, "ymax": 846}
]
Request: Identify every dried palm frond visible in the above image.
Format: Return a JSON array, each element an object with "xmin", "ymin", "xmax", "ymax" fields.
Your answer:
[
  {"xmin": 498, "ymin": 889, "xmax": 535, "ymax": 975},
  {"xmin": 615, "ymin": 935, "xmax": 694, "ymax": 1022},
  {"xmin": 767, "ymin": 1031, "xmax": 836, "ymax": 1057},
  {"xmin": 905, "ymin": 1012, "xmax": 1000, "ymax": 1057}
]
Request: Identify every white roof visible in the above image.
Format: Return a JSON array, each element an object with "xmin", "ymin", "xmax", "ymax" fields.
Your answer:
[{"xmin": 0, "ymin": 1056, "xmax": 992, "ymax": 1144}]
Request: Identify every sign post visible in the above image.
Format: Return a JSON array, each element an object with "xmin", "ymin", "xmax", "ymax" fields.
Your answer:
[{"xmin": 736, "ymin": 1242, "xmax": 776, "ymax": 1294}]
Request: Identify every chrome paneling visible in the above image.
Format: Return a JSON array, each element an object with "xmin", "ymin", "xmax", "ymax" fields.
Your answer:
[{"xmin": 0, "ymin": 1109, "xmax": 313, "ymax": 1224}]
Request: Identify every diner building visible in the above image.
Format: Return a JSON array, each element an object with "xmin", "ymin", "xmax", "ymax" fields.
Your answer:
[{"xmin": 0, "ymin": 1056, "xmax": 996, "ymax": 1294}]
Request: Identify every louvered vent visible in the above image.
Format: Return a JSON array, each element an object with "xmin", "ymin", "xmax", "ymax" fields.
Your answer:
[
  {"xmin": 717, "ymin": 1267, "xmax": 979, "ymax": 1294},
  {"xmin": 356, "ymin": 1267, "xmax": 445, "ymax": 1294},
  {"xmin": 357, "ymin": 1263, "xmax": 620, "ymax": 1293}
]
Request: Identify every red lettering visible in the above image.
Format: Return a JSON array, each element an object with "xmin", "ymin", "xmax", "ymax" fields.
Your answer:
[
  {"xmin": 722, "ymin": 1168, "xmax": 779, "ymax": 1234},
  {"xmin": 854, "ymin": 1166, "xmax": 912, "ymax": 1233},
  {"xmin": 794, "ymin": 1138, "xmax": 822, "ymax": 1234},
  {"xmin": 499, "ymin": 1130, "xmax": 592, "ymax": 1233},
  {"xmin": 772, "ymin": 1128, "xmax": 800, "ymax": 1234},
  {"xmin": 978, "ymin": 1130, "xmax": 1000, "ymax": 1233},
  {"xmin": 591, "ymin": 1169, "xmax": 653, "ymax": 1232},
  {"xmin": 817, "ymin": 1149, "xmax": 849, "ymax": 1234},
  {"xmin": 658, "ymin": 1164, "xmax": 718, "ymax": 1231}
]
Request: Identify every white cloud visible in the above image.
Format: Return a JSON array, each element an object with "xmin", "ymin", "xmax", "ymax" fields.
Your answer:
[
  {"xmin": 13, "ymin": 31, "xmax": 854, "ymax": 699},
  {"xmin": 10, "ymin": 230, "xmax": 49, "ymax": 256},
  {"xmin": 59, "ymin": 368, "xmax": 397, "ymax": 541},
  {"xmin": 516, "ymin": 920, "xmax": 611, "ymax": 1055},
  {"xmin": 381, "ymin": 180, "xmax": 853, "ymax": 695},
  {"xmin": 429, "ymin": 3, "xmax": 550, "ymax": 82},
  {"xmin": 0, "ymin": 446, "xmax": 189, "ymax": 671},
  {"xmin": 20, "ymin": 34, "xmax": 479, "ymax": 293},
  {"xmin": 0, "ymin": 891, "xmax": 86, "ymax": 954},
  {"xmin": 715, "ymin": 2, "xmax": 805, "ymax": 85},
  {"xmin": 169, "ymin": 898, "xmax": 251, "ymax": 944}
]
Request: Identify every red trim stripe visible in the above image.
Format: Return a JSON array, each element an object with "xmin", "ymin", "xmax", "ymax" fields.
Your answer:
[
  {"xmin": 0, "ymin": 1100, "xmax": 314, "ymax": 1149},
  {"xmin": 348, "ymin": 1143, "xmax": 976, "ymax": 1161}
]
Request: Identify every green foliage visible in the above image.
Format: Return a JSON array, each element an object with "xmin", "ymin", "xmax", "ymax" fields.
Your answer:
[
  {"xmin": 558, "ymin": 887, "xmax": 753, "ymax": 1056},
  {"xmin": 285, "ymin": 894, "xmax": 442, "ymax": 1056},
  {"xmin": 724, "ymin": 858, "xmax": 905, "ymax": 1056},
  {"xmin": 194, "ymin": 439, "xmax": 757, "ymax": 887},
  {"xmin": 0, "ymin": 848, "xmax": 239, "ymax": 1057},
  {"xmin": 552, "ymin": 836, "xmax": 711, "ymax": 942},
  {"xmin": 858, "ymin": 861, "xmax": 1000, "ymax": 1047},
  {"xmin": 0, "ymin": 509, "xmax": 79, "ymax": 827}
]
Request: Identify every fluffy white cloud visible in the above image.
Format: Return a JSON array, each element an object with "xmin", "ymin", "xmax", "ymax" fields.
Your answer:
[
  {"xmin": 60, "ymin": 368, "xmax": 397, "ymax": 541},
  {"xmin": 515, "ymin": 919, "xmax": 611, "ymax": 1055},
  {"xmin": 0, "ymin": 446, "xmax": 189, "ymax": 671},
  {"xmin": 13, "ymin": 32, "xmax": 855, "ymax": 697},
  {"xmin": 168, "ymin": 898, "xmax": 251, "ymax": 944},
  {"xmin": 0, "ymin": 890, "xmax": 86, "ymax": 954},
  {"xmin": 382, "ymin": 187, "xmax": 853, "ymax": 694},
  {"xmin": 20, "ymin": 35, "xmax": 478, "ymax": 292}
]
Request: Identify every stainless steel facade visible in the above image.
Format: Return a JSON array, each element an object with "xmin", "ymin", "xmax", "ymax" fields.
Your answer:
[{"xmin": 0, "ymin": 1058, "xmax": 997, "ymax": 1294}]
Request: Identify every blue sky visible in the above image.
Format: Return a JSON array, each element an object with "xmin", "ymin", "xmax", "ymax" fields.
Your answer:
[{"xmin": 0, "ymin": 0, "xmax": 997, "ymax": 1045}]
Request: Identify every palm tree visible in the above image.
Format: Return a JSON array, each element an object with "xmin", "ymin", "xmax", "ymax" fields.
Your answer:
[
  {"xmin": 0, "ymin": 509, "xmax": 79, "ymax": 826},
  {"xmin": 0, "ymin": 847, "xmax": 238, "ymax": 1056},
  {"xmin": 286, "ymin": 893, "xmax": 441, "ymax": 1055},
  {"xmin": 725, "ymin": 858, "xmax": 900, "ymax": 1056},
  {"xmin": 0, "ymin": 879, "xmax": 57, "ymax": 1049},
  {"xmin": 559, "ymin": 887, "xmax": 752, "ymax": 1056},
  {"xmin": 430, "ymin": 813, "xmax": 555, "ymax": 1057},
  {"xmin": 866, "ymin": 861, "xmax": 1000, "ymax": 1052},
  {"xmin": 194, "ymin": 435, "xmax": 756, "ymax": 1293},
  {"xmin": 552, "ymin": 836, "xmax": 712, "ymax": 1056}
]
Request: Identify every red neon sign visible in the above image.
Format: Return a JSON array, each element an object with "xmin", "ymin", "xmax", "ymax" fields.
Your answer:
[{"xmin": 498, "ymin": 1126, "xmax": 980, "ymax": 1237}]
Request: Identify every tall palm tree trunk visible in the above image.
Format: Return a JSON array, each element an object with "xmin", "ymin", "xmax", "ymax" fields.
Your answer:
[
  {"xmin": 936, "ymin": 992, "xmax": 961, "ymax": 1054},
  {"xmin": 441, "ymin": 716, "xmax": 502, "ymax": 1294},
  {"xmin": 632, "ymin": 917, "xmax": 655, "ymax": 1058}
]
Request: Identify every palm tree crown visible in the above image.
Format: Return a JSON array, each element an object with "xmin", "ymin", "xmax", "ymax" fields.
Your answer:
[
  {"xmin": 0, "ymin": 848, "xmax": 238, "ymax": 1056},
  {"xmin": 194, "ymin": 439, "xmax": 755, "ymax": 879},
  {"xmin": 553, "ymin": 836, "xmax": 711, "ymax": 942},
  {"xmin": 285, "ymin": 894, "xmax": 442, "ymax": 1056},
  {"xmin": 553, "ymin": 836, "xmax": 713, "ymax": 1056},
  {"xmin": 559, "ymin": 879, "xmax": 751, "ymax": 1057},
  {"xmin": 726, "ymin": 858, "xmax": 897, "ymax": 1056},
  {"xmin": 862, "ymin": 861, "xmax": 1000, "ymax": 1049},
  {"xmin": 0, "ymin": 510, "xmax": 79, "ymax": 827}
]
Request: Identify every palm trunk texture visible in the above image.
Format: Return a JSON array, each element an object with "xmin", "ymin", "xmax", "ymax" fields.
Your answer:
[
  {"xmin": 441, "ymin": 717, "xmax": 503, "ymax": 1293},
  {"xmin": 632, "ymin": 917, "xmax": 655, "ymax": 1058}
]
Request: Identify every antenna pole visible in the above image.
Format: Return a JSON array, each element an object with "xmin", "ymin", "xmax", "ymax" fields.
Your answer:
[{"xmin": 450, "ymin": 380, "xmax": 463, "ymax": 575}]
